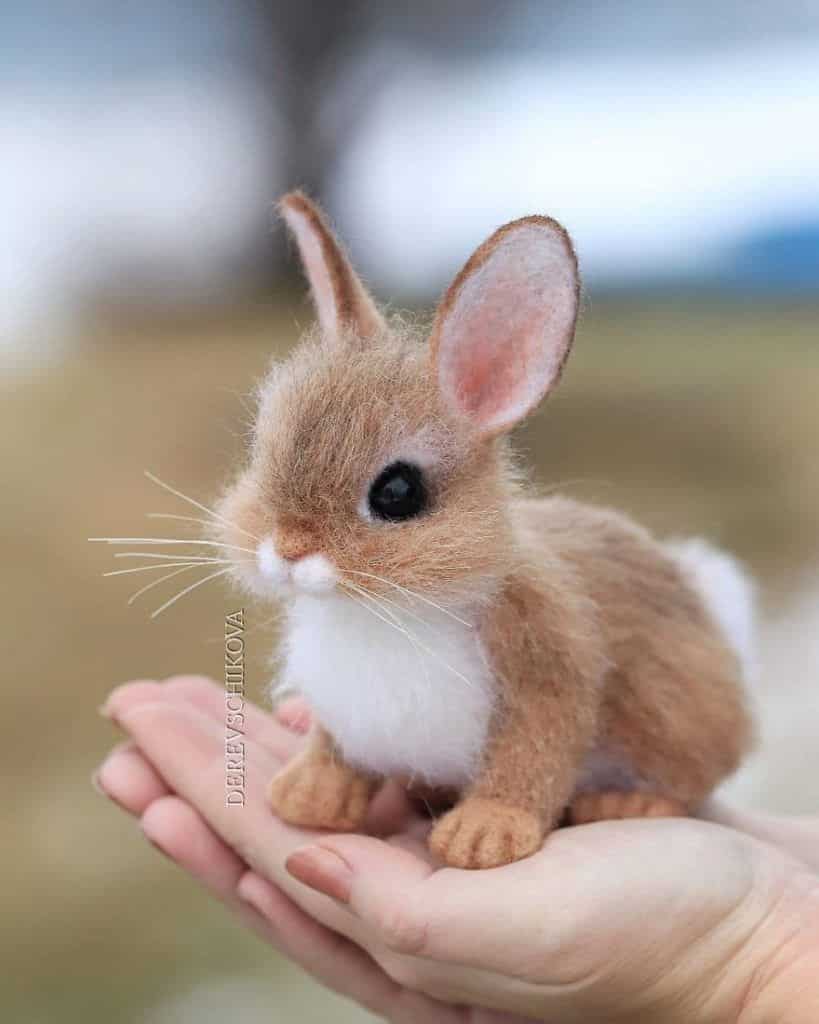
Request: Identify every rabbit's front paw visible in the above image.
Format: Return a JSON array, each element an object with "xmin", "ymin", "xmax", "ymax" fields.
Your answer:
[
  {"xmin": 268, "ymin": 754, "xmax": 372, "ymax": 831},
  {"xmin": 428, "ymin": 797, "xmax": 544, "ymax": 869}
]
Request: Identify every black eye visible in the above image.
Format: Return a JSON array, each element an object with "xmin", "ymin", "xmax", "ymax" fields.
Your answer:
[{"xmin": 367, "ymin": 461, "xmax": 428, "ymax": 522}]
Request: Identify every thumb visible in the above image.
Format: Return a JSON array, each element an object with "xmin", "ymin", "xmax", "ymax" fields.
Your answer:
[
  {"xmin": 286, "ymin": 832, "xmax": 577, "ymax": 971},
  {"xmin": 286, "ymin": 834, "xmax": 437, "ymax": 956}
]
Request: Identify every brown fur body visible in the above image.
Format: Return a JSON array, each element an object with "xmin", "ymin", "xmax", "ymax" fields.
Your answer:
[
  {"xmin": 418, "ymin": 496, "xmax": 752, "ymax": 867},
  {"xmin": 220, "ymin": 192, "xmax": 754, "ymax": 869}
]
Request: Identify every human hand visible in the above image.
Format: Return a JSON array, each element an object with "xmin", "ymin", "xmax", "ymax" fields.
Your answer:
[{"xmin": 95, "ymin": 676, "xmax": 819, "ymax": 1023}]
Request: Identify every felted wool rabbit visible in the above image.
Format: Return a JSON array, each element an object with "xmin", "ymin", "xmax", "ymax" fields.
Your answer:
[{"xmin": 217, "ymin": 191, "xmax": 754, "ymax": 870}]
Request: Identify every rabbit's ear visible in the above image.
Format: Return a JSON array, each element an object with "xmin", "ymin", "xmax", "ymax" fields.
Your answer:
[
  {"xmin": 430, "ymin": 216, "xmax": 579, "ymax": 437},
  {"xmin": 279, "ymin": 191, "xmax": 384, "ymax": 340}
]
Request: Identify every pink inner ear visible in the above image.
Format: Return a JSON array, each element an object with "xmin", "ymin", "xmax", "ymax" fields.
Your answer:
[
  {"xmin": 281, "ymin": 204, "xmax": 338, "ymax": 334},
  {"xmin": 437, "ymin": 224, "xmax": 577, "ymax": 435},
  {"xmin": 448, "ymin": 283, "xmax": 554, "ymax": 422}
]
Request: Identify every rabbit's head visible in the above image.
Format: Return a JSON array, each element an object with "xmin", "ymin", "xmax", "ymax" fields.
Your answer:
[{"xmin": 219, "ymin": 192, "xmax": 579, "ymax": 609}]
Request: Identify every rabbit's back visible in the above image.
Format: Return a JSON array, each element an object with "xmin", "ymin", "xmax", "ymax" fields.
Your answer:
[{"xmin": 514, "ymin": 495, "xmax": 748, "ymax": 676}]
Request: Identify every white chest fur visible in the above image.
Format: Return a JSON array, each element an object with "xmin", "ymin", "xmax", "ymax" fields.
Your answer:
[{"xmin": 281, "ymin": 592, "xmax": 496, "ymax": 787}]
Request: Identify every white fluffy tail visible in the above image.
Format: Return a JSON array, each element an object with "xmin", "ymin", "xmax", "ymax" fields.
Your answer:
[{"xmin": 666, "ymin": 538, "xmax": 757, "ymax": 683}]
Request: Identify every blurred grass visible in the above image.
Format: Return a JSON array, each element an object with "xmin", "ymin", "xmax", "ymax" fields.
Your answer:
[{"xmin": 2, "ymin": 297, "xmax": 818, "ymax": 1021}]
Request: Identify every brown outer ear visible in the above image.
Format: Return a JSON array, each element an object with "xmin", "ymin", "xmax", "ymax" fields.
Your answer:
[
  {"xmin": 429, "ymin": 214, "xmax": 580, "ymax": 437},
  {"xmin": 278, "ymin": 190, "xmax": 385, "ymax": 340}
]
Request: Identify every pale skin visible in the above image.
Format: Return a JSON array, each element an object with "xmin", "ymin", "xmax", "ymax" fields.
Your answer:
[{"xmin": 95, "ymin": 675, "xmax": 819, "ymax": 1024}]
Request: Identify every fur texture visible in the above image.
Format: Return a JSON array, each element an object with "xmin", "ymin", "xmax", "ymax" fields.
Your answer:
[
  {"xmin": 217, "ymin": 192, "xmax": 755, "ymax": 869},
  {"xmin": 283, "ymin": 592, "xmax": 495, "ymax": 787}
]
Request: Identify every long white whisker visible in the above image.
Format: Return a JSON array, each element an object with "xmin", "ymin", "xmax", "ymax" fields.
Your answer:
[
  {"xmin": 344, "ymin": 581, "xmax": 410, "ymax": 631},
  {"xmin": 143, "ymin": 470, "xmax": 261, "ymax": 543},
  {"xmin": 104, "ymin": 561, "xmax": 226, "ymax": 577},
  {"xmin": 150, "ymin": 567, "xmax": 231, "ymax": 619},
  {"xmin": 145, "ymin": 512, "xmax": 217, "ymax": 530},
  {"xmin": 112, "ymin": 552, "xmax": 231, "ymax": 562},
  {"xmin": 344, "ymin": 582, "xmax": 435, "ymax": 650},
  {"xmin": 234, "ymin": 608, "xmax": 284, "ymax": 639},
  {"xmin": 340, "ymin": 584, "xmax": 408, "ymax": 636},
  {"xmin": 89, "ymin": 537, "xmax": 255, "ymax": 555},
  {"xmin": 344, "ymin": 570, "xmax": 473, "ymax": 627},
  {"xmin": 128, "ymin": 564, "xmax": 203, "ymax": 604},
  {"xmin": 341, "ymin": 582, "xmax": 475, "ymax": 691},
  {"xmin": 347, "ymin": 579, "xmax": 440, "ymax": 633},
  {"xmin": 343, "ymin": 583, "xmax": 434, "ymax": 690}
]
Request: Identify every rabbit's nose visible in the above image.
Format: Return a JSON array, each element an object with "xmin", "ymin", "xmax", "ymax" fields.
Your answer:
[{"xmin": 277, "ymin": 522, "xmax": 320, "ymax": 562}]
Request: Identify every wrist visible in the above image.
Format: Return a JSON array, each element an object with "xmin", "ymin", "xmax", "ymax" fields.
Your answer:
[{"xmin": 737, "ymin": 869, "xmax": 819, "ymax": 1024}]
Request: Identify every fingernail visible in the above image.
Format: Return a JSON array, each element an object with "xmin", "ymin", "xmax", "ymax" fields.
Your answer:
[{"xmin": 285, "ymin": 846, "xmax": 353, "ymax": 903}]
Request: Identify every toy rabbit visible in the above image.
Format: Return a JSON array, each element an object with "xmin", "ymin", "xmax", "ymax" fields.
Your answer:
[{"xmin": 218, "ymin": 191, "xmax": 754, "ymax": 869}]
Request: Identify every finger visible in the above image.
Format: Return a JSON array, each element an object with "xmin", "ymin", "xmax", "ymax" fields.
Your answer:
[
  {"xmin": 283, "ymin": 826, "xmax": 612, "ymax": 976},
  {"xmin": 165, "ymin": 681, "xmax": 419, "ymax": 834},
  {"xmin": 140, "ymin": 792, "xmax": 447, "ymax": 1020},
  {"xmin": 703, "ymin": 800, "xmax": 819, "ymax": 873},
  {"xmin": 237, "ymin": 872, "xmax": 461, "ymax": 1024},
  {"xmin": 115, "ymin": 683, "xmax": 418, "ymax": 833},
  {"xmin": 115, "ymin": 700, "xmax": 315, "ymax": 879},
  {"xmin": 142, "ymin": 795, "xmax": 249, "ymax": 902},
  {"xmin": 94, "ymin": 741, "xmax": 170, "ymax": 815},
  {"xmin": 367, "ymin": 780, "xmax": 423, "ymax": 838},
  {"xmin": 94, "ymin": 734, "xmax": 346, "ymax": 953},
  {"xmin": 139, "ymin": 795, "xmax": 283, "ymax": 945},
  {"xmin": 163, "ymin": 675, "xmax": 297, "ymax": 759},
  {"xmin": 114, "ymin": 703, "xmax": 554, "ymax": 1015},
  {"xmin": 115, "ymin": 699, "xmax": 439, "ymax": 964},
  {"xmin": 275, "ymin": 696, "xmax": 312, "ymax": 733},
  {"xmin": 284, "ymin": 839, "xmax": 540, "ymax": 1007},
  {"xmin": 286, "ymin": 834, "xmax": 444, "ymax": 958},
  {"xmin": 120, "ymin": 715, "xmax": 466, "ymax": 1022},
  {"xmin": 103, "ymin": 675, "xmax": 302, "ymax": 762}
]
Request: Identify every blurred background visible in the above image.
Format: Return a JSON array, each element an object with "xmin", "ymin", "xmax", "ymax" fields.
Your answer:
[{"xmin": 3, "ymin": 2, "xmax": 819, "ymax": 1021}]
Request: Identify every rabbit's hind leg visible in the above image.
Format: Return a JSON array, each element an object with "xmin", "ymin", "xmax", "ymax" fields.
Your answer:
[{"xmin": 569, "ymin": 790, "xmax": 686, "ymax": 825}]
